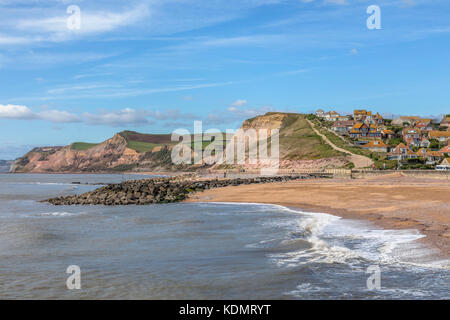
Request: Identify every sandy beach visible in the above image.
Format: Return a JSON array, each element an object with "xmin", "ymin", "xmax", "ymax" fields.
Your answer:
[{"xmin": 186, "ymin": 173, "xmax": 450, "ymax": 257}]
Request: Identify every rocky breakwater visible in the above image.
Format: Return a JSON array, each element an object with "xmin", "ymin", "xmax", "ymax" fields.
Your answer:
[{"xmin": 43, "ymin": 175, "xmax": 310, "ymax": 206}]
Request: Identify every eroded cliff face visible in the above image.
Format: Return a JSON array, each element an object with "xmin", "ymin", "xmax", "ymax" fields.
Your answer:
[
  {"xmin": 12, "ymin": 113, "xmax": 350, "ymax": 173},
  {"xmin": 241, "ymin": 113, "xmax": 286, "ymax": 132},
  {"xmin": 12, "ymin": 134, "xmax": 142, "ymax": 173}
]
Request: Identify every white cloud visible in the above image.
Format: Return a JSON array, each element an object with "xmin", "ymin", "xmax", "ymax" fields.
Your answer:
[
  {"xmin": 82, "ymin": 108, "xmax": 151, "ymax": 126},
  {"xmin": 38, "ymin": 110, "xmax": 81, "ymax": 123},
  {"xmin": 230, "ymin": 99, "xmax": 248, "ymax": 107},
  {"xmin": 0, "ymin": 104, "xmax": 35, "ymax": 119},
  {"xmin": 16, "ymin": 4, "xmax": 150, "ymax": 37},
  {"xmin": 0, "ymin": 104, "xmax": 79, "ymax": 123}
]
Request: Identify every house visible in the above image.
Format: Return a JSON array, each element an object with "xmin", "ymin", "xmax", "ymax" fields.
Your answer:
[
  {"xmin": 387, "ymin": 143, "xmax": 418, "ymax": 161},
  {"xmin": 371, "ymin": 113, "xmax": 384, "ymax": 125},
  {"xmin": 416, "ymin": 148, "xmax": 427, "ymax": 157},
  {"xmin": 315, "ymin": 109, "xmax": 325, "ymax": 118},
  {"xmin": 415, "ymin": 122, "xmax": 433, "ymax": 132},
  {"xmin": 440, "ymin": 116, "xmax": 450, "ymax": 129},
  {"xmin": 420, "ymin": 138, "xmax": 431, "ymax": 148},
  {"xmin": 381, "ymin": 129, "xmax": 395, "ymax": 140},
  {"xmin": 353, "ymin": 110, "xmax": 368, "ymax": 122},
  {"xmin": 361, "ymin": 140, "xmax": 389, "ymax": 153},
  {"xmin": 402, "ymin": 128, "xmax": 422, "ymax": 147},
  {"xmin": 337, "ymin": 115, "xmax": 351, "ymax": 121},
  {"xmin": 392, "ymin": 116, "xmax": 422, "ymax": 126},
  {"xmin": 436, "ymin": 158, "xmax": 450, "ymax": 171},
  {"xmin": 423, "ymin": 151, "xmax": 444, "ymax": 164},
  {"xmin": 402, "ymin": 128, "xmax": 421, "ymax": 140},
  {"xmin": 428, "ymin": 131, "xmax": 450, "ymax": 144},
  {"xmin": 416, "ymin": 149, "xmax": 443, "ymax": 163},
  {"xmin": 324, "ymin": 111, "xmax": 340, "ymax": 122},
  {"xmin": 368, "ymin": 128, "xmax": 382, "ymax": 138},
  {"xmin": 440, "ymin": 145, "xmax": 450, "ymax": 156},
  {"xmin": 331, "ymin": 120, "xmax": 354, "ymax": 134},
  {"xmin": 349, "ymin": 123, "xmax": 370, "ymax": 138}
]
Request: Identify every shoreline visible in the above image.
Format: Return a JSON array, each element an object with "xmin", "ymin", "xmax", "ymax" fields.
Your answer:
[{"xmin": 186, "ymin": 174, "xmax": 450, "ymax": 259}]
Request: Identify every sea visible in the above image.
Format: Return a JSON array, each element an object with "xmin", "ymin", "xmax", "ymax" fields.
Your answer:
[{"xmin": 0, "ymin": 173, "xmax": 449, "ymax": 299}]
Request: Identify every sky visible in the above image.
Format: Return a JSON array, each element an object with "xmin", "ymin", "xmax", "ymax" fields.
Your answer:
[{"xmin": 0, "ymin": 0, "xmax": 449, "ymax": 159}]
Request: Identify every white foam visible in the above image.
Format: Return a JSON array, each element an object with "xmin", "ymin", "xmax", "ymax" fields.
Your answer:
[
  {"xmin": 203, "ymin": 202, "xmax": 450, "ymax": 270},
  {"xmin": 37, "ymin": 211, "xmax": 81, "ymax": 217}
]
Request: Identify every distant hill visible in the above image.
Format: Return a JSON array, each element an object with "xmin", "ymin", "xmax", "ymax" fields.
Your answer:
[
  {"xmin": 11, "ymin": 113, "xmax": 349, "ymax": 173},
  {"xmin": 0, "ymin": 160, "xmax": 13, "ymax": 172}
]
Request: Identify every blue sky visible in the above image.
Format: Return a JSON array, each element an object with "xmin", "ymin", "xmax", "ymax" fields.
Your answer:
[{"xmin": 0, "ymin": 0, "xmax": 449, "ymax": 159}]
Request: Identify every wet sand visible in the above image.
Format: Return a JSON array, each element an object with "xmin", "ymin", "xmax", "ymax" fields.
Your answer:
[{"xmin": 186, "ymin": 173, "xmax": 450, "ymax": 257}]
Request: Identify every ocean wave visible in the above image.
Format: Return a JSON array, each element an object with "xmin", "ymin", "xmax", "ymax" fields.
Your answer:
[
  {"xmin": 204, "ymin": 202, "xmax": 450, "ymax": 270},
  {"xmin": 36, "ymin": 211, "xmax": 85, "ymax": 217}
]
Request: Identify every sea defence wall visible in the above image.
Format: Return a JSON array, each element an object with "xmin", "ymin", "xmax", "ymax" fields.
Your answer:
[
  {"xmin": 206, "ymin": 168, "xmax": 450, "ymax": 180},
  {"xmin": 350, "ymin": 170, "xmax": 450, "ymax": 180}
]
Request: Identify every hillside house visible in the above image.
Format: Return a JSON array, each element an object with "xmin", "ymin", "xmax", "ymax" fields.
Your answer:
[
  {"xmin": 331, "ymin": 120, "xmax": 354, "ymax": 134},
  {"xmin": 440, "ymin": 145, "xmax": 450, "ymax": 156},
  {"xmin": 387, "ymin": 143, "xmax": 418, "ymax": 161},
  {"xmin": 361, "ymin": 140, "xmax": 389, "ymax": 153},
  {"xmin": 353, "ymin": 110, "xmax": 369, "ymax": 122},
  {"xmin": 315, "ymin": 109, "xmax": 325, "ymax": 118},
  {"xmin": 436, "ymin": 158, "xmax": 450, "ymax": 170},
  {"xmin": 324, "ymin": 111, "xmax": 340, "ymax": 122},
  {"xmin": 440, "ymin": 116, "xmax": 450, "ymax": 129},
  {"xmin": 349, "ymin": 123, "xmax": 370, "ymax": 138},
  {"xmin": 428, "ymin": 131, "xmax": 450, "ymax": 144},
  {"xmin": 392, "ymin": 116, "xmax": 421, "ymax": 126},
  {"xmin": 381, "ymin": 129, "xmax": 395, "ymax": 140}
]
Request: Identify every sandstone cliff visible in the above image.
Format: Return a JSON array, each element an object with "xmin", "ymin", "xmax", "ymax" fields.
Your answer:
[{"xmin": 12, "ymin": 113, "xmax": 349, "ymax": 173}]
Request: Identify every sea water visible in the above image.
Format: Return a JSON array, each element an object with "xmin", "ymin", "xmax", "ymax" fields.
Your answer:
[{"xmin": 0, "ymin": 174, "xmax": 448, "ymax": 299}]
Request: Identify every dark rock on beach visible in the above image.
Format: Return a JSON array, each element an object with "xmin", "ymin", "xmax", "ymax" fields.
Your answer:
[{"xmin": 43, "ymin": 175, "xmax": 316, "ymax": 206}]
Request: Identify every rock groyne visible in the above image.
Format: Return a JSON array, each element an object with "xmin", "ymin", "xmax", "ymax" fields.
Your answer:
[{"xmin": 44, "ymin": 175, "xmax": 313, "ymax": 206}]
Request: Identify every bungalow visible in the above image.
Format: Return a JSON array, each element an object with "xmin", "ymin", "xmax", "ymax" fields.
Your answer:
[
  {"xmin": 440, "ymin": 116, "xmax": 450, "ymax": 129},
  {"xmin": 428, "ymin": 131, "xmax": 450, "ymax": 144},
  {"xmin": 387, "ymin": 143, "xmax": 418, "ymax": 161},
  {"xmin": 331, "ymin": 120, "xmax": 354, "ymax": 134},
  {"xmin": 361, "ymin": 140, "xmax": 389, "ymax": 153}
]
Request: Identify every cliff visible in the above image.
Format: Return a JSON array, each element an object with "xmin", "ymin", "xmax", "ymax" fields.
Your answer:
[{"xmin": 11, "ymin": 113, "xmax": 349, "ymax": 173}]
